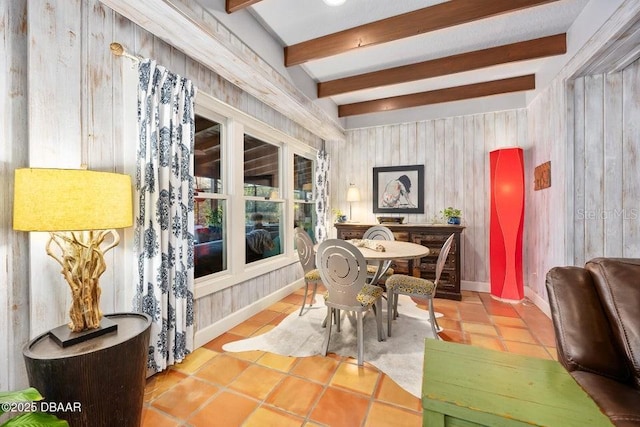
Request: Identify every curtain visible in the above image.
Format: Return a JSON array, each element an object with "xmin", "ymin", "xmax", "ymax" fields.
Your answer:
[
  {"xmin": 315, "ymin": 144, "xmax": 330, "ymax": 243},
  {"xmin": 134, "ymin": 59, "xmax": 197, "ymax": 375}
]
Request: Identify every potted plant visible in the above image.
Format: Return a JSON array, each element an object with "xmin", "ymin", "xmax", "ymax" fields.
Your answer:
[
  {"xmin": 0, "ymin": 387, "xmax": 69, "ymax": 426},
  {"xmin": 441, "ymin": 207, "xmax": 462, "ymax": 225},
  {"xmin": 332, "ymin": 208, "xmax": 347, "ymax": 223}
]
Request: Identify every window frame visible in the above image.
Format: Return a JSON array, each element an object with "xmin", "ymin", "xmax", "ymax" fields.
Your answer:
[{"xmin": 194, "ymin": 92, "xmax": 318, "ymax": 299}]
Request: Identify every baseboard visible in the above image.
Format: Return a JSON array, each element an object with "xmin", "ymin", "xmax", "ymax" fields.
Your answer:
[
  {"xmin": 462, "ymin": 280, "xmax": 551, "ymax": 319},
  {"xmin": 525, "ymin": 287, "xmax": 551, "ymax": 318},
  {"xmin": 194, "ymin": 278, "xmax": 305, "ymax": 348},
  {"xmin": 461, "ymin": 280, "xmax": 490, "ymax": 293}
]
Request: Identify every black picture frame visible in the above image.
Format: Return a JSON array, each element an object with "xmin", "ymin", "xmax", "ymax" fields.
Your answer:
[{"xmin": 373, "ymin": 165, "xmax": 424, "ymax": 214}]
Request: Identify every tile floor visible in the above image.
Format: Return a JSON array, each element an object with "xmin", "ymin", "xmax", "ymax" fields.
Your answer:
[{"xmin": 141, "ymin": 288, "xmax": 556, "ymax": 427}]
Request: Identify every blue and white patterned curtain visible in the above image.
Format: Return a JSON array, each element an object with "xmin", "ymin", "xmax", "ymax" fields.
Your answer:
[
  {"xmin": 315, "ymin": 143, "xmax": 330, "ymax": 242},
  {"xmin": 134, "ymin": 59, "xmax": 197, "ymax": 375}
]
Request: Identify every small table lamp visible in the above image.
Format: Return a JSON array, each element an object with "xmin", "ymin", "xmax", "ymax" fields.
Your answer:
[
  {"xmin": 346, "ymin": 183, "xmax": 361, "ymax": 221},
  {"xmin": 13, "ymin": 168, "xmax": 133, "ymax": 346}
]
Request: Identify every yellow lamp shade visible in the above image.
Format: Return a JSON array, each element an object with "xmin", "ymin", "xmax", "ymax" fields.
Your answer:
[
  {"xmin": 13, "ymin": 168, "xmax": 133, "ymax": 231},
  {"xmin": 346, "ymin": 185, "xmax": 361, "ymax": 202}
]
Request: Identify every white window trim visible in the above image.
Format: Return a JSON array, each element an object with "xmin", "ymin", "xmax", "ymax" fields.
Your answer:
[{"xmin": 194, "ymin": 92, "xmax": 317, "ymax": 299}]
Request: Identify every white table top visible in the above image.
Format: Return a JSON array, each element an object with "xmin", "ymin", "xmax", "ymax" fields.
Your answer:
[{"xmin": 315, "ymin": 240, "xmax": 429, "ymax": 260}]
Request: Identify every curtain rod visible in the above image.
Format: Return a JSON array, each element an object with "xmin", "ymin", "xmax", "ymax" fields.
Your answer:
[{"xmin": 110, "ymin": 42, "xmax": 142, "ymax": 63}]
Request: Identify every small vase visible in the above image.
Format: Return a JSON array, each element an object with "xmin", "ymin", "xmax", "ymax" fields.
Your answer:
[{"xmin": 448, "ymin": 217, "xmax": 461, "ymax": 225}]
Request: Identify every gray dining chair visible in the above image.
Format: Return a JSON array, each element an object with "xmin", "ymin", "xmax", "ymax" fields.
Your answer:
[
  {"xmin": 385, "ymin": 233, "xmax": 455, "ymax": 339},
  {"xmin": 362, "ymin": 225, "xmax": 395, "ymax": 285},
  {"xmin": 294, "ymin": 227, "xmax": 322, "ymax": 316},
  {"xmin": 315, "ymin": 239, "xmax": 385, "ymax": 365}
]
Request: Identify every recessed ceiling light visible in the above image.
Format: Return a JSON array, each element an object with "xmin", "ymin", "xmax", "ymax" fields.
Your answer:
[{"xmin": 323, "ymin": 0, "xmax": 347, "ymax": 6}]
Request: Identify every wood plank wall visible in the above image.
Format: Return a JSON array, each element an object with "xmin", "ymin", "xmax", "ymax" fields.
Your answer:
[
  {"xmin": 333, "ymin": 110, "xmax": 527, "ymax": 284},
  {"xmin": 24, "ymin": 0, "xmax": 320, "ymax": 342},
  {"xmin": 0, "ymin": 0, "xmax": 30, "ymax": 390},
  {"xmin": 571, "ymin": 59, "xmax": 640, "ymax": 264}
]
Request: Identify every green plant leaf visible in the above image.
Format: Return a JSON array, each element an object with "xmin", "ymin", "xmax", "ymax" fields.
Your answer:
[
  {"xmin": 1, "ymin": 412, "xmax": 69, "ymax": 427},
  {"xmin": 0, "ymin": 388, "xmax": 43, "ymax": 403}
]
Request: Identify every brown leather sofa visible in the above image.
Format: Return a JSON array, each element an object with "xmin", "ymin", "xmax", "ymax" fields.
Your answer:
[{"xmin": 546, "ymin": 258, "xmax": 640, "ymax": 426}]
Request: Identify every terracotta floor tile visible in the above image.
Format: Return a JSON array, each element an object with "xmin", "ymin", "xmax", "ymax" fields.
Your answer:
[
  {"xmin": 229, "ymin": 364, "xmax": 285, "ymax": 400},
  {"xmin": 256, "ymin": 352, "xmax": 297, "ymax": 372},
  {"xmin": 187, "ymin": 391, "xmax": 258, "ymax": 427},
  {"xmin": 228, "ymin": 320, "xmax": 264, "ymax": 337},
  {"xmin": 330, "ymin": 361, "xmax": 381, "ymax": 395},
  {"xmin": 252, "ymin": 324, "xmax": 277, "ymax": 336},
  {"xmin": 375, "ymin": 374, "xmax": 421, "ymax": 412},
  {"xmin": 203, "ymin": 332, "xmax": 244, "ymax": 352},
  {"xmin": 461, "ymin": 291, "xmax": 483, "ymax": 304},
  {"xmin": 247, "ymin": 309, "xmax": 281, "ymax": 325},
  {"xmin": 146, "ymin": 290, "xmax": 557, "ymax": 427},
  {"xmin": 151, "ymin": 377, "xmax": 218, "ymax": 419},
  {"xmin": 491, "ymin": 315, "xmax": 527, "ymax": 328},
  {"xmin": 268, "ymin": 301, "xmax": 297, "ymax": 314},
  {"xmin": 290, "ymin": 355, "xmax": 339, "ymax": 384},
  {"xmin": 503, "ymin": 341, "xmax": 552, "ymax": 359},
  {"xmin": 170, "ymin": 347, "xmax": 217, "ymax": 375},
  {"xmin": 468, "ymin": 334, "xmax": 506, "ymax": 352},
  {"xmin": 309, "ymin": 387, "xmax": 370, "ymax": 427},
  {"xmin": 265, "ymin": 376, "xmax": 324, "ymax": 416},
  {"xmin": 364, "ymin": 401, "xmax": 422, "ymax": 427},
  {"xmin": 140, "ymin": 406, "xmax": 182, "ymax": 427},
  {"xmin": 194, "ymin": 353, "xmax": 250, "ymax": 386},
  {"xmin": 226, "ymin": 349, "xmax": 265, "ymax": 363},
  {"xmin": 243, "ymin": 406, "xmax": 305, "ymax": 427},
  {"xmin": 281, "ymin": 293, "xmax": 306, "ymax": 305},
  {"xmin": 436, "ymin": 318, "xmax": 461, "ymax": 331},
  {"xmin": 439, "ymin": 329, "xmax": 469, "ymax": 344},
  {"xmin": 497, "ymin": 325, "xmax": 538, "ymax": 344},
  {"xmin": 462, "ymin": 322, "xmax": 498, "ymax": 336},
  {"xmin": 144, "ymin": 369, "xmax": 188, "ymax": 403},
  {"xmin": 546, "ymin": 346, "xmax": 558, "ymax": 361}
]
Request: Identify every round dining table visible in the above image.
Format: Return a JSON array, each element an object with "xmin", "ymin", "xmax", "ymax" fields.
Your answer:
[{"xmin": 314, "ymin": 239, "xmax": 430, "ymax": 284}]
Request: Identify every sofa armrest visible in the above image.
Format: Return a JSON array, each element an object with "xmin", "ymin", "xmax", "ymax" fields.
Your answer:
[{"xmin": 546, "ymin": 266, "xmax": 631, "ymax": 382}]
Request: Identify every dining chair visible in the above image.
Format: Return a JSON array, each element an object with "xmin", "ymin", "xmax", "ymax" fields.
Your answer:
[
  {"xmin": 294, "ymin": 227, "xmax": 322, "ymax": 316},
  {"xmin": 315, "ymin": 239, "xmax": 385, "ymax": 365},
  {"xmin": 385, "ymin": 233, "xmax": 455, "ymax": 338},
  {"xmin": 362, "ymin": 225, "xmax": 395, "ymax": 285}
]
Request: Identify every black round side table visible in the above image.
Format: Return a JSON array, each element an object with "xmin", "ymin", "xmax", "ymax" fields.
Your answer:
[{"xmin": 23, "ymin": 313, "xmax": 151, "ymax": 427}]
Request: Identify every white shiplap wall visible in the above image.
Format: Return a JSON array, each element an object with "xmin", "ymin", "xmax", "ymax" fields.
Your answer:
[
  {"xmin": 333, "ymin": 110, "xmax": 527, "ymax": 285},
  {"xmin": 24, "ymin": 0, "xmax": 320, "ymax": 344},
  {"xmin": 0, "ymin": 0, "xmax": 30, "ymax": 390}
]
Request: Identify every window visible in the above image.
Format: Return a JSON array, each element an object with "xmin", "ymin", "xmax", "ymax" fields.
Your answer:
[
  {"xmin": 293, "ymin": 154, "xmax": 315, "ymax": 242},
  {"xmin": 244, "ymin": 134, "xmax": 283, "ymax": 263},
  {"xmin": 194, "ymin": 115, "xmax": 227, "ymax": 278}
]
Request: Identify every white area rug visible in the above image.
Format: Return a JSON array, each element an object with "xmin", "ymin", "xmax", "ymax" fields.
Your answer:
[{"xmin": 223, "ymin": 294, "xmax": 438, "ymax": 397}]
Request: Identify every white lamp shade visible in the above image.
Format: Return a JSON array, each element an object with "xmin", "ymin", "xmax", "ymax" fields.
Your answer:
[
  {"xmin": 346, "ymin": 185, "xmax": 361, "ymax": 202},
  {"xmin": 323, "ymin": 0, "xmax": 346, "ymax": 6}
]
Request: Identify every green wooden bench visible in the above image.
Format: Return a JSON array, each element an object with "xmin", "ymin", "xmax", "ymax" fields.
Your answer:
[{"xmin": 422, "ymin": 339, "xmax": 613, "ymax": 427}]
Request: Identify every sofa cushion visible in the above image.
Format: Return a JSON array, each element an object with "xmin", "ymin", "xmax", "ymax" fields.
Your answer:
[
  {"xmin": 572, "ymin": 371, "xmax": 640, "ymax": 427},
  {"xmin": 587, "ymin": 258, "xmax": 640, "ymax": 388},
  {"xmin": 546, "ymin": 266, "xmax": 631, "ymax": 382}
]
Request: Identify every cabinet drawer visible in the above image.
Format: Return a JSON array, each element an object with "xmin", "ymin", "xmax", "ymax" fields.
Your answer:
[
  {"xmin": 340, "ymin": 231, "xmax": 364, "ymax": 240},
  {"xmin": 389, "ymin": 259, "xmax": 409, "ymax": 274},
  {"xmin": 392, "ymin": 232, "xmax": 409, "ymax": 242}
]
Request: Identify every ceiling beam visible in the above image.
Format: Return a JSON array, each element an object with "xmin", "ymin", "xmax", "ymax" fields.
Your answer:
[
  {"xmin": 338, "ymin": 75, "xmax": 536, "ymax": 117},
  {"xmin": 226, "ymin": 0, "xmax": 262, "ymax": 13},
  {"xmin": 285, "ymin": 0, "xmax": 560, "ymax": 66},
  {"xmin": 319, "ymin": 34, "xmax": 565, "ymax": 98}
]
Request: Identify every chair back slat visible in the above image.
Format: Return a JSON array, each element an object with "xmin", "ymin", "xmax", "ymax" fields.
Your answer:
[
  {"xmin": 316, "ymin": 239, "xmax": 367, "ymax": 307},
  {"xmin": 434, "ymin": 234, "xmax": 455, "ymax": 286},
  {"xmin": 294, "ymin": 227, "xmax": 315, "ymax": 274},
  {"xmin": 363, "ymin": 225, "xmax": 395, "ymax": 241}
]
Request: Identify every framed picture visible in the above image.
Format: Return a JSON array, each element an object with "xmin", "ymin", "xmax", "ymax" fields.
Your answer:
[{"xmin": 373, "ymin": 164, "xmax": 424, "ymax": 214}]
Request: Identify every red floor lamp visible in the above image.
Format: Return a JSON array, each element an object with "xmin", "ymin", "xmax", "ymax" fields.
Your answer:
[{"xmin": 489, "ymin": 147, "xmax": 525, "ymax": 301}]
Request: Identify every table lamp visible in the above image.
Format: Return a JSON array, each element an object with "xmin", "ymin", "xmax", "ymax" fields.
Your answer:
[
  {"xmin": 346, "ymin": 183, "xmax": 360, "ymax": 221},
  {"xmin": 13, "ymin": 168, "xmax": 133, "ymax": 346}
]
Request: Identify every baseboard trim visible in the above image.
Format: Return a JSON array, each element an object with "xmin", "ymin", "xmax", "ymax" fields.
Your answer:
[
  {"xmin": 462, "ymin": 280, "xmax": 551, "ymax": 318},
  {"xmin": 194, "ymin": 278, "xmax": 305, "ymax": 348},
  {"xmin": 525, "ymin": 287, "xmax": 551, "ymax": 318}
]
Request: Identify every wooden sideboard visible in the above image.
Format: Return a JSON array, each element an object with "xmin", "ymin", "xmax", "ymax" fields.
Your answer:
[{"xmin": 334, "ymin": 223, "xmax": 464, "ymax": 300}]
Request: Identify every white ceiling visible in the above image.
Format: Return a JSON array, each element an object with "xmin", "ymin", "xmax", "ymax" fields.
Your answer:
[{"xmin": 208, "ymin": 0, "xmax": 593, "ymax": 127}]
